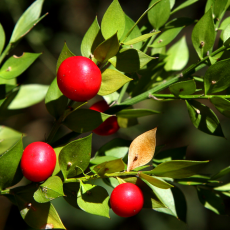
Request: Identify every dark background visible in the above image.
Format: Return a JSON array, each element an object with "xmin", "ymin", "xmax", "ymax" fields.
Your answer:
[{"xmin": 1, "ymin": 0, "xmax": 230, "ymax": 229}]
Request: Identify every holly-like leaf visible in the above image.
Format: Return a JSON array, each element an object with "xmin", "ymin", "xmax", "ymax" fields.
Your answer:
[
  {"xmin": 59, "ymin": 134, "xmax": 91, "ymax": 179},
  {"xmin": 210, "ymin": 97, "xmax": 230, "ymax": 118},
  {"xmin": 77, "ymin": 183, "xmax": 110, "ymax": 218},
  {"xmin": 63, "ymin": 109, "xmax": 112, "ymax": 133},
  {"xmin": 0, "ymin": 24, "xmax": 5, "ymax": 55},
  {"xmin": 191, "ymin": 9, "xmax": 215, "ymax": 59},
  {"xmin": 63, "ymin": 182, "xmax": 80, "ymax": 209},
  {"xmin": 127, "ymin": 128, "xmax": 157, "ymax": 172},
  {"xmin": 169, "ymin": 80, "xmax": 196, "ymax": 96},
  {"xmin": 0, "ymin": 53, "xmax": 41, "ymax": 79},
  {"xmin": 150, "ymin": 160, "xmax": 209, "ymax": 179},
  {"xmin": 186, "ymin": 100, "xmax": 224, "ymax": 137},
  {"xmin": 34, "ymin": 176, "xmax": 64, "ymax": 203},
  {"xmin": 101, "ymin": 0, "xmax": 125, "ymax": 40},
  {"xmin": 117, "ymin": 108, "xmax": 160, "ymax": 118},
  {"xmin": 171, "ymin": 0, "xmax": 199, "ymax": 14},
  {"xmin": 211, "ymin": 165, "xmax": 230, "ymax": 179},
  {"xmin": 0, "ymin": 138, "xmax": 23, "ymax": 190},
  {"xmin": 98, "ymin": 69, "xmax": 132, "ymax": 96}
]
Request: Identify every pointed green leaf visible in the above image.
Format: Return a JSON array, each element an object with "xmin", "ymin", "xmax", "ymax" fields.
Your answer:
[
  {"xmin": 117, "ymin": 108, "xmax": 160, "ymax": 118},
  {"xmin": 98, "ymin": 69, "xmax": 132, "ymax": 96},
  {"xmin": 214, "ymin": 183, "xmax": 230, "ymax": 191},
  {"xmin": 213, "ymin": 0, "xmax": 228, "ymax": 21},
  {"xmin": 171, "ymin": 0, "xmax": 199, "ymax": 14},
  {"xmin": 59, "ymin": 134, "xmax": 92, "ymax": 179},
  {"xmin": 165, "ymin": 36, "xmax": 189, "ymax": 71},
  {"xmin": 117, "ymin": 116, "xmax": 138, "ymax": 128},
  {"xmin": 191, "ymin": 9, "xmax": 215, "ymax": 59},
  {"xmin": 150, "ymin": 160, "xmax": 209, "ymax": 179},
  {"xmin": 109, "ymin": 48, "xmax": 154, "ymax": 72},
  {"xmin": 186, "ymin": 100, "xmax": 224, "ymax": 137},
  {"xmin": 63, "ymin": 109, "xmax": 112, "ymax": 133},
  {"xmin": 0, "ymin": 53, "xmax": 41, "ymax": 79},
  {"xmin": 219, "ymin": 17, "xmax": 230, "ymax": 30},
  {"xmin": 205, "ymin": 0, "xmax": 214, "ymax": 13},
  {"xmin": 223, "ymin": 24, "xmax": 230, "ymax": 42},
  {"xmin": 90, "ymin": 156, "xmax": 119, "ymax": 165},
  {"xmin": 103, "ymin": 91, "xmax": 119, "ymax": 104},
  {"xmin": 211, "ymin": 165, "xmax": 230, "ymax": 179},
  {"xmin": 101, "ymin": 0, "xmax": 125, "ymax": 40},
  {"xmin": 0, "ymin": 24, "xmax": 5, "ymax": 55},
  {"xmin": 52, "ymin": 147, "xmax": 63, "ymax": 176},
  {"xmin": 103, "ymin": 177, "xmax": 120, "ymax": 188},
  {"xmin": 148, "ymin": 0, "xmax": 171, "ymax": 30},
  {"xmin": 210, "ymin": 97, "xmax": 230, "ymax": 118},
  {"xmin": 0, "ymin": 139, "xmax": 23, "ymax": 190},
  {"xmin": 63, "ymin": 182, "xmax": 80, "ymax": 209},
  {"xmin": 169, "ymin": 80, "xmax": 196, "ymax": 96},
  {"xmin": 169, "ymin": 0, "xmax": 175, "ymax": 9},
  {"xmin": 81, "ymin": 17, "xmax": 104, "ymax": 58}
]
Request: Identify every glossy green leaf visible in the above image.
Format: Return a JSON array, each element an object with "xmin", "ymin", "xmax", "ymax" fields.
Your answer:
[
  {"xmin": 90, "ymin": 156, "xmax": 119, "ymax": 165},
  {"xmin": 169, "ymin": 80, "xmax": 196, "ymax": 96},
  {"xmin": 148, "ymin": 0, "xmax": 171, "ymax": 30},
  {"xmin": 197, "ymin": 187, "xmax": 225, "ymax": 215},
  {"xmin": 219, "ymin": 17, "xmax": 230, "ymax": 30},
  {"xmin": 211, "ymin": 165, "xmax": 230, "ymax": 179},
  {"xmin": 150, "ymin": 160, "xmax": 209, "ymax": 179},
  {"xmin": 93, "ymin": 158, "xmax": 125, "ymax": 176},
  {"xmin": 186, "ymin": 100, "xmax": 224, "ymax": 137},
  {"xmin": 101, "ymin": 0, "xmax": 125, "ymax": 40},
  {"xmin": 171, "ymin": 0, "xmax": 199, "ymax": 14},
  {"xmin": 0, "ymin": 126, "xmax": 22, "ymax": 155},
  {"xmin": 0, "ymin": 53, "xmax": 41, "ymax": 79},
  {"xmin": 165, "ymin": 36, "xmax": 189, "ymax": 71},
  {"xmin": 81, "ymin": 17, "xmax": 104, "ymax": 58},
  {"xmin": 59, "ymin": 134, "xmax": 92, "ymax": 179},
  {"xmin": 10, "ymin": 0, "xmax": 45, "ymax": 43},
  {"xmin": 52, "ymin": 147, "xmax": 63, "ymax": 176},
  {"xmin": 191, "ymin": 9, "xmax": 215, "ymax": 59},
  {"xmin": 210, "ymin": 97, "xmax": 230, "ymax": 118},
  {"xmin": 117, "ymin": 116, "xmax": 138, "ymax": 128},
  {"xmin": 117, "ymin": 108, "xmax": 160, "ymax": 118},
  {"xmin": 77, "ymin": 183, "xmax": 110, "ymax": 218},
  {"xmin": 109, "ymin": 48, "xmax": 154, "ymax": 72},
  {"xmin": 98, "ymin": 69, "xmax": 132, "ymax": 96},
  {"xmin": 214, "ymin": 183, "xmax": 230, "ymax": 191},
  {"xmin": 63, "ymin": 109, "xmax": 112, "ymax": 133},
  {"xmin": 34, "ymin": 176, "xmax": 64, "ymax": 203},
  {"xmin": 0, "ymin": 24, "xmax": 5, "ymax": 55},
  {"xmin": 0, "ymin": 139, "xmax": 23, "ymax": 190},
  {"xmin": 93, "ymin": 33, "xmax": 119, "ymax": 63}
]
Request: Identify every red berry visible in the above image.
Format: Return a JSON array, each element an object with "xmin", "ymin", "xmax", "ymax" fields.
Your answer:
[
  {"xmin": 89, "ymin": 100, "xmax": 119, "ymax": 136},
  {"xmin": 21, "ymin": 142, "xmax": 56, "ymax": 182},
  {"xmin": 57, "ymin": 56, "xmax": 102, "ymax": 102},
  {"xmin": 110, "ymin": 183, "xmax": 144, "ymax": 217}
]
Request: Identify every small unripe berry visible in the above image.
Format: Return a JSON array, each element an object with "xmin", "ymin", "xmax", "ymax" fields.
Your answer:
[
  {"xmin": 57, "ymin": 56, "xmax": 102, "ymax": 102},
  {"xmin": 90, "ymin": 100, "xmax": 119, "ymax": 136}
]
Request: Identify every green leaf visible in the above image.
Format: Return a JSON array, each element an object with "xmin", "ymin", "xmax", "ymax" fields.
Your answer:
[
  {"xmin": 211, "ymin": 165, "xmax": 230, "ymax": 179},
  {"xmin": 186, "ymin": 100, "xmax": 224, "ymax": 137},
  {"xmin": 109, "ymin": 48, "xmax": 154, "ymax": 72},
  {"xmin": 191, "ymin": 9, "xmax": 215, "ymax": 59},
  {"xmin": 148, "ymin": 0, "xmax": 171, "ymax": 30},
  {"xmin": 63, "ymin": 109, "xmax": 112, "ymax": 133},
  {"xmin": 90, "ymin": 156, "xmax": 119, "ymax": 165},
  {"xmin": 0, "ymin": 139, "xmax": 23, "ymax": 190},
  {"xmin": 34, "ymin": 176, "xmax": 64, "ymax": 203},
  {"xmin": 219, "ymin": 17, "xmax": 230, "ymax": 30},
  {"xmin": 45, "ymin": 78, "xmax": 68, "ymax": 119},
  {"xmin": 171, "ymin": 0, "xmax": 199, "ymax": 14},
  {"xmin": 169, "ymin": 80, "xmax": 196, "ymax": 96},
  {"xmin": 81, "ymin": 17, "xmax": 104, "ymax": 58},
  {"xmin": 103, "ymin": 91, "xmax": 119, "ymax": 104},
  {"xmin": 93, "ymin": 158, "xmax": 125, "ymax": 176},
  {"xmin": 59, "ymin": 134, "xmax": 91, "ymax": 179},
  {"xmin": 164, "ymin": 17, "xmax": 195, "ymax": 30},
  {"xmin": 52, "ymin": 147, "xmax": 63, "ymax": 176},
  {"xmin": 0, "ymin": 24, "xmax": 5, "ymax": 55},
  {"xmin": 52, "ymin": 132, "xmax": 80, "ymax": 148},
  {"xmin": 117, "ymin": 116, "xmax": 138, "ymax": 128},
  {"xmin": 93, "ymin": 33, "xmax": 119, "ymax": 63},
  {"xmin": 63, "ymin": 182, "xmax": 80, "ymax": 209},
  {"xmin": 98, "ymin": 69, "xmax": 132, "ymax": 96},
  {"xmin": 0, "ymin": 126, "xmax": 22, "ymax": 155},
  {"xmin": 177, "ymin": 175, "xmax": 219, "ymax": 186},
  {"xmin": 140, "ymin": 173, "xmax": 173, "ymax": 189},
  {"xmin": 8, "ymin": 84, "xmax": 48, "ymax": 109},
  {"xmin": 103, "ymin": 177, "xmax": 120, "ymax": 188},
  {"xmin": 213, "ymin": 0, "xmax": 228, "ymax": 21},
  {"xmin": 117, "ymin": 108, "xmax": 160, "ymax": 118},
  {"xmin": 223, "ymin": 24, "xmax": 230, "ymax": 42},
  {"xmin": 214, "ymin": 183, "xmax": 230, "ymax": 191},
  {"xmin": 0, "ymin": 53, "xmax": 41, "ymax": 79},
  {"xmin": 197, "ymin": 187, "xmax": 225, "ymax": 215},
  {"xmin": 164, "ymin": 36, "xmax": 189, "ymax": 71},
  {"xmin": 101, "ymin": 0, "xmax": 125, "ymax": 40},
  {"xmin": 210, "ymin": 97, "xmax": 230, "ymax": 118},
  {"xmin": 150, "ymin": 160, "xmax": 209, "ymax": 179},
  {"xmin": 10, "ymin": 0, "xmax": 46, "ymax": 43},
  {"xmin": 205, "ymin": 0, "xmax": 214, "ymax": 13},
  {"xmin": 169, "ymin": 0, "xmax": 175, "ymax": 9},
  {"xmin": 78, "ymin": 183, "xmax": 110, "ymax": 218}
]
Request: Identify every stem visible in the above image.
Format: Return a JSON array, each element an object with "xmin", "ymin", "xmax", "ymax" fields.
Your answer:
[
  {"xmin": 149, "ymin": 94, "xmax": 230, "ymax": 100},
  {"xmin": 117, "ymin": 82, "xmax": 130, "ymax": 104}
]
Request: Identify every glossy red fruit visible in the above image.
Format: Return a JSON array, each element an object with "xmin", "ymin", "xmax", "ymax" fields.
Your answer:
[
  {"xmin": 90, "ymin": 100, "xmax": 119, "ymax": 136},
  {"xmin": 110, "ymin": 183, "xmax": 144, "ymax": 217},
  {"xmin": 21, "ymin": 142, "xmax": 56, "ymax": 182},
  {"xmin": 57, "ymin": 56, "xmax": 102, "ymax": 102}
]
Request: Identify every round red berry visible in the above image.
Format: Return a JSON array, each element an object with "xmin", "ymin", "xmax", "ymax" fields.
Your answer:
[
  {"xmin": 90, "ymin": 100, "xmax": 119, "ymax": 136},
  {"xmin": 57, "ymin": 56, "xmax": 102, "ymax": 102},
  {"xmin": 110, "ymin": 183, "xmax": 144, "ymax": 217},
  {"xmin": 21, "ymin": 142, "xmax": 56, "ymax": 182}
]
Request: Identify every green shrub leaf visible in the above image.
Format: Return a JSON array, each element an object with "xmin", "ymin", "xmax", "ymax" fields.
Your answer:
[
  {"xmin": 52, "ymin": 147, "xmax": 63, "ymax": 176},
  {"xmin": 0, "ymin": 24, "xmax": 5, "ymax": 55},
  {"xmin": 210, "ymin": 97, "xmax": 230, "ymax": 118},
  {"xmin": 63, "ymin": 182, "xmax": 80, "ymax": 209},
  {"xmin": 211, "ymin": 165, "xmax": 230, "ymax": 179},
  {"xmin": 214, "ymin": 183, "xmax": 230, "ymax": 191},
  {"xmin": 117, "ymin": 116, "xmax": 138, "ymax": 128},
  {"xmin": 90, "ymin": 156, "xmax": 119, "ymax": 165},
  {"xmin": 171, "ymin": 0, "xmax": 199, "ymax": 14},
  {"xmin": 169, "ymin": 80, "xmax": 196, "ymax": 96},
  {"xmin": 117, "ymin": 108, "xmax": 160, "ymax": 118}
]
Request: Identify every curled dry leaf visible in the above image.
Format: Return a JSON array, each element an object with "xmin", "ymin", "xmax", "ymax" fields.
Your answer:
[{"xmin": 127, "ymin": 128, "xmax": 157, "ymax": 172}]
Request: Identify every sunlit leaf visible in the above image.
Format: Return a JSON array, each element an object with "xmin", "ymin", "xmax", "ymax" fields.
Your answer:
[{"xmin": 0, "ymin": 24, "xmax": 5, "ymax": 55}]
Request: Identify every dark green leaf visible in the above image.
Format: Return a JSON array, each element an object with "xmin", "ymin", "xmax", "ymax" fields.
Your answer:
[
  {"xmin": 117, "ymin": 116, "xmax": 138, "ymax": 128},
  {"xmin": 52, "ymin": 132, "xmax": 80, "ymax": 148},
  {"xmin": 211, "ymin": 97, "xmax": 230, "ymax": 118},
  {"xmin": 63, "ymin": 182, "xmax": 80, "ymax": 209},
  {"xmin": 117, "ymin": 108, "xmax": 160, "ymax": 118},
  {"xmin": 169, "ymin": 80, "xmax": 196, "ymax": 96},
  {"xmin": 0, "ymin": 24, "xmax": 5, "ymax": 55},
  {"xmin": 191, "ymin": 9, "xmax": 215, "ymax": 59},
  {"xmin": 211, "ymin": 165, "xmax": 230, "ymax": 179},
  {"xmin": 171, "ymin": 0, "xmax": 199, "ymax": 14},
  {"xmin": 213, "ymin": 0, "xmax": 228, "ymax": 21},
  {"xmin": 63, "ymin": 109, "xmax": 112, "ymax": 133},
  {"xmin": 101, "ymin": 0, "xmax": 125, "ymax": 40},
  {"xmin": 59, "ymin": 134, "xmax": 92, "ymax": 179},
  {"xmin": 0, "ymin": 53, "xmax": 41, "ymax": 79},
  {"xmin": 186, "ymin": 100, "xmax": 224, "ymax": 137},
  {"xmin": 0, "ymin": 139, "xmax": 23, "ymax": 190},
  {"xmin": 150, "ymin": 160, "xmax": 209, "ymax": 179},
  {"xmin": 164, "ymin": 17, "xmax": 195, "ymax": 30}
]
